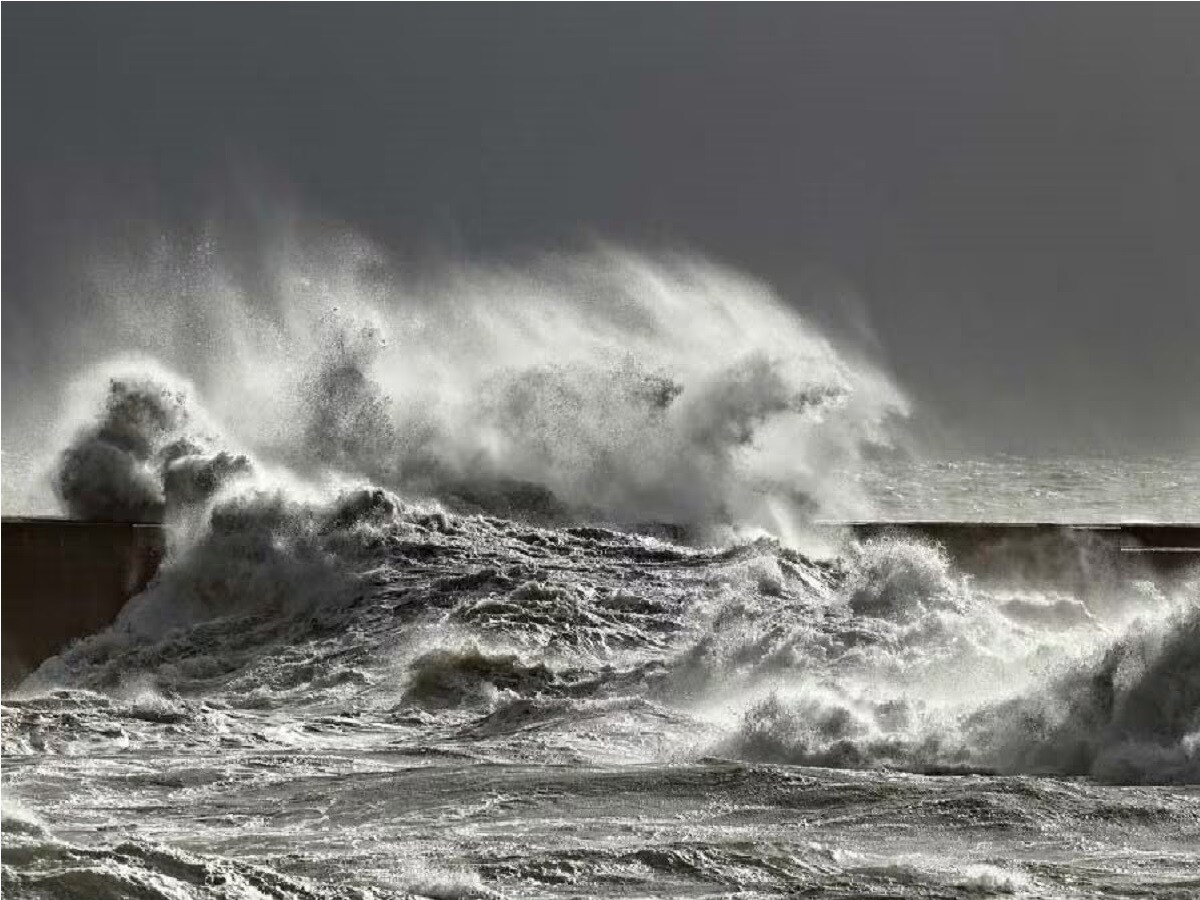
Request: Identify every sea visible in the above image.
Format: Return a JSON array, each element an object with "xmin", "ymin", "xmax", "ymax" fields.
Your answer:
[
  {"xmin": 855, "ymin": 454, "xmax": 1200, "ymax": 524},
  {"xmin": 3, "ymin": 453, "xmax": 1199, "ymax": 899},
  {"xmin": 2, "ymin": 251, "xmax": 1198, "ymax": 898}
]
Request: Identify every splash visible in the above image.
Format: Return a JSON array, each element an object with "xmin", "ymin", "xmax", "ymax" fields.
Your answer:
[
  {"xmin": 714, "ymin": 549, "xmax": 1200, "ymax": 783},
  {"xmin": 37, "ymin": 235, "xmax": 907, "ymax": 533},
  {"xmin": 971, "ymin": 600, "xmax": 1200, "ymax": 783},
  {"xmin": 25, "ymin": 228, "xmax": 1199, "ymax": 795},
  {"xmin": 844, "ymin": 536, "xmax": 962, "ymax": 621},
  {"xmin": 52, "ymin": 359, "xmax": 251, "ymax": 522}
]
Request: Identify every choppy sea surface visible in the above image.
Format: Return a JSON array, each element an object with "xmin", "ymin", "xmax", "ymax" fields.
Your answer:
[{"xmin": 4, "ymin": 468, "xmax": 1199, "ymax": 899}]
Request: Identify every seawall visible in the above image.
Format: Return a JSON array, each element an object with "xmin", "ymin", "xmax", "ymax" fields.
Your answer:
[{"xmin": 2, "ymin": 517, "xmax": 165, "ymax": 688}]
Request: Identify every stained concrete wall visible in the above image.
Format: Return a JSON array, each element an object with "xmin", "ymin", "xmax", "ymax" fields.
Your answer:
[{"xmin": 2, "ymin": 518, "xmax": 165, "ymax": 688}]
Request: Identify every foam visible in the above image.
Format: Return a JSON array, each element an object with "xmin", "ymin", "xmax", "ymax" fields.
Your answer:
[
  {"xmin": 712, "ymin": 571, "xmax": 1199, "ymax": 783},
  {"xmin": 974, "ymin": 600, "xmax": 1200, "ymax": 783}
]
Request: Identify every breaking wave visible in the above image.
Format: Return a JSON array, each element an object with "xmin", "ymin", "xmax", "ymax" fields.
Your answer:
[
  {"xmin": 23, "ymin": 447, "xmax": 1200, "ymax": 787},
  {"xmin": 9, "ymin": 233, "xmax": 1197, "ymax": 793},
  {"xmin": 972, "ymin": 603, "xmax": 1200, "ymax": 783},
  {"xmin": 716, "ymin": 560, "xmax": 1200, "ymax": 784},
  {"xmin": 39, "ymin": 239, "xmax": 908, "ymax": 535}
]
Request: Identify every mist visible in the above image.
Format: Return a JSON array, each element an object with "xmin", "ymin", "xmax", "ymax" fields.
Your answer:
[{"xmin": 17, "ymin": 222, "xmax": 908, "ymax": 533}]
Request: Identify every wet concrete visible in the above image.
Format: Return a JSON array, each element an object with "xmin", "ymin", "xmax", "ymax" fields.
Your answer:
[{"xmin": 2, "ymin": 518, "xmax": 164, "ymax": 688}]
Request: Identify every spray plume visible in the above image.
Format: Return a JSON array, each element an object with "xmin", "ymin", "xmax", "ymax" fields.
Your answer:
[{"xmin": 44, "ymin": 230, "xmax": 909, "ymax": 535}]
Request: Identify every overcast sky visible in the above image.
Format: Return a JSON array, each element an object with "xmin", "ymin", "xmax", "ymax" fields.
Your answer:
[{"xmin": 5, "ymin": 6, "xmax": 1199, "ymax": 456}]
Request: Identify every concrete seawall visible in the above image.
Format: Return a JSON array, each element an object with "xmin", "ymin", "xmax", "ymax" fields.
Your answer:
[{"xmin": 2, "ymin": 517, "xmax": 165, "ymax": 688}]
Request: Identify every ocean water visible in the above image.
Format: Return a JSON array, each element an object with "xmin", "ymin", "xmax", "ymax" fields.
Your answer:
[
  {"xmin": 3, "ymin": 251, "xmax": 1198, "ymax": 898},
  {"xmin": 5, "ymin": 486, "xmax": 1199, "ymax": 898},
  {"xmin": 854, "ymin": 455, "xmax": 1200, "ymax": 524}
]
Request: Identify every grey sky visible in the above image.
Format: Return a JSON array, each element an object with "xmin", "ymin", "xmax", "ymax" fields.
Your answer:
[{"xmin": 5, "ymin": 5, "xmax": 1199, "ymax": 456}]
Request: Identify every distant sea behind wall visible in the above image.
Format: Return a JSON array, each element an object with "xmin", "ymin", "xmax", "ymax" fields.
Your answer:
[{"xmin": 851, "ymin": 454, "xmax": 1200, "ymax": 523}]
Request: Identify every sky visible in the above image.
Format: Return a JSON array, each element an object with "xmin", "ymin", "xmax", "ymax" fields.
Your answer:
[{"xmin": 5, "ymin": 5, "xmax": 1199, "ymax": 466}]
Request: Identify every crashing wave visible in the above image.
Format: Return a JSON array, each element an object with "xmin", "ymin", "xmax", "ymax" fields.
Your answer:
[
  {"xmin": 970, "ymin": 602, "xmax": 1200, "ymax": 783},
  {"xmin": 37, "ymin": 243, "xmax": 908, "ymax": 534},
  {"xmin": 10, "ymin": 240, "xmax": 1197, "ymax": 789}
]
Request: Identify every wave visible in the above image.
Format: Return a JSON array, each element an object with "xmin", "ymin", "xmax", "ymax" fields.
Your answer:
[
  {"xmin": 25, "ymin": 439, "xmax": 1200, "ymax": 787},
  {"xmin": 17, "ymin": 480, "xmax": 1198, "ymax": 784},
  {"xmin": 13, "ymin": 236, "xmax": 1198, "ymax": 788},
  {"xmin": 402, "ymin": 646, "xmax": 568, "ymax": 710},
  {"xmin": 971, "ymin": 602, "xmax": 1200, "ymax": 783},
  {"xmin": 34, "ymin": 237, "xmax": 908, "ymax": 534},
  {"xmin": 717, "ymin": 586, "xmax": 1200, "ymax": 784}
]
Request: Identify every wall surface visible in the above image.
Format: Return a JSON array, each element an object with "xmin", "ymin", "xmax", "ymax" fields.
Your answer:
[{"xmin": 2, "ymin": 518, "xmax": 165, "ymax": 688}]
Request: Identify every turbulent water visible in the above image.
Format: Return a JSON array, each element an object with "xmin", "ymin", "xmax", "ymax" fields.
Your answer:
[{"xmin": 3, "ymin": 247, "xmax": 1199, "ymax": 898}]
